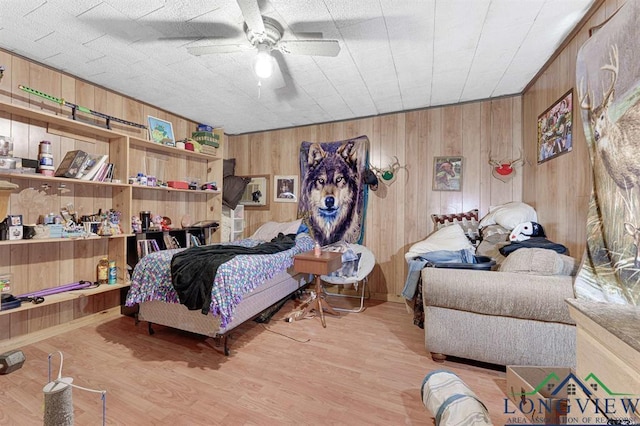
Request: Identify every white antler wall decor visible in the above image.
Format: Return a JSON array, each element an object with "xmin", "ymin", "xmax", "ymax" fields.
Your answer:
[
  {"xmin": 370, "ymin": 156, "xmax": 408, "ymax": 185},
  {"xmin": 488, "ymin": 149, "xmax": 524, "ymax": 183}
]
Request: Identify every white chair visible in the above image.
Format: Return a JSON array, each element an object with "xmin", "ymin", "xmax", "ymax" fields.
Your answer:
[{"xmin": 320, "ymin": 244, "xmax": 375, "ymax": 313}]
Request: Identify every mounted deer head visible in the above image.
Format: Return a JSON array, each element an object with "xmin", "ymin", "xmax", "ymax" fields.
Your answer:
[{"xmin": 489, "ymin": 149, "xmax": 524, "ymax": 182}]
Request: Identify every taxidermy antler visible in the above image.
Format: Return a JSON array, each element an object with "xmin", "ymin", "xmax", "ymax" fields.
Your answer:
[
  {"xmin": 370, "ymin": 156, "xmax": 407, "ymax": 185},
  {"xmin": 489, "ymin": 149, "xmax": 524, "ymax": 183}
]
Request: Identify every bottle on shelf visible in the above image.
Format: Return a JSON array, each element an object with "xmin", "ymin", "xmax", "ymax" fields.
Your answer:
[
  {"xmin": 108, "ymin": 260, "xmax": 117, "ymax": 285},
  {"xmin": 38, "ymin": 140, "xmax": 54, "ymax": 176},
  {"xmin": 97, "ymin": 257, "xmax": 109, "ymax": 285}
]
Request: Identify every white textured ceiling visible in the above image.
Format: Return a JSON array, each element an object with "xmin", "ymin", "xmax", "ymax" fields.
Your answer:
[{"xmin": 0, "ymin": 0, "xmax": 595, "ymax": 135}]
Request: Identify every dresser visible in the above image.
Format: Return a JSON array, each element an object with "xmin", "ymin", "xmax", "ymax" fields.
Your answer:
[{"xmin": 566, "ymin": 299, "xmax": 640, "ymax": 424}]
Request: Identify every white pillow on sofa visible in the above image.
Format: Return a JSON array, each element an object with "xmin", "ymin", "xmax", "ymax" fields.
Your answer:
[
  {"xmin": 479, "ymin": 202, "xmax": 537, "ymax": 230},
  {"xmin": 250, "ymin": 219, "xmax": 302, "ymax": 241},
  {"xmin": 405, "ymin": 224, "xmax": 474, "ymax": 261}
]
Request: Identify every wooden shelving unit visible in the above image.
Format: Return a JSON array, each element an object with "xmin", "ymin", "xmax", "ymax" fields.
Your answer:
[{"xmin": 0, "ymin": 98, "xmax": 224, "ymax": 347}]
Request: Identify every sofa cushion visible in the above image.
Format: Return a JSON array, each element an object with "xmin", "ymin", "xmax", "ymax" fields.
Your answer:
[
  {"xmin": 422, "ymin": 267, "xmax": 576, "ymax": 324},
  {"xmin": 405, "ymin": 224, "xmax": 474, "ymax": 260},
  {"xmin": 499, "ymin": 248, "xmax": 577, "ymax": 276}
]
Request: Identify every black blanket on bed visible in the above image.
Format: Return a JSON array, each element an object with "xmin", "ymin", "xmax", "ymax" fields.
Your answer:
[{"xmin": 170, "ymin": 233, "xmax": 297, "ymax": 314}]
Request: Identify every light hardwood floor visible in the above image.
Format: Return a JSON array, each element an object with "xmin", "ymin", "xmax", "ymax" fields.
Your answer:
[{"xmin": 0, "ymin": 299, "xmax": 512, "ymax": 425}]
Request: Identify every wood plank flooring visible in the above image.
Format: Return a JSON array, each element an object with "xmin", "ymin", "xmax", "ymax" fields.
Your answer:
[{"xmin": 0, "ymin": 299, "xmax": 513, "ymax": 425}]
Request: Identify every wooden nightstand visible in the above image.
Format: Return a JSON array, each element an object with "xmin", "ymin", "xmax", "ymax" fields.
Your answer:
[{"xmin": 293, "ymin": 250, "xmax": 343, "ymax": 327}]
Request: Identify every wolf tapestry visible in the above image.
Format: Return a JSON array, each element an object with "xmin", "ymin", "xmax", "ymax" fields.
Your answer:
[
  {"xmin": 298, "ymin": 135, "xmax": 369, "ymax": 246},
  {"xmin": 575, "ymin": 0, "xmax": 640, "ymax": 305}
]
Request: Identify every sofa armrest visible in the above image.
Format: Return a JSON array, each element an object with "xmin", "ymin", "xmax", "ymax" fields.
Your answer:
[{"xmin": 422, "ymin": 267, "xmax": 576, "ymax": 325}]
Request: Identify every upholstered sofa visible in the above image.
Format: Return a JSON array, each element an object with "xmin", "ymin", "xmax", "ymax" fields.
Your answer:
[{"xmin": 421, "ymin": 245, "xmax": 578, "ymax": 367}]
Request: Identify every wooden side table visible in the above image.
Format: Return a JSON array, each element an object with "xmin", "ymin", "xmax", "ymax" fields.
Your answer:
[{"xmin": 293, "ymin": 250, "xmax": 343, "ymax": 327}]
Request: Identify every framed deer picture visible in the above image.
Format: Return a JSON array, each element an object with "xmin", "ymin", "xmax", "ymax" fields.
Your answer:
[{"xmin": 537, "ymin": 90, "xmax": 573, "ymax": 164}]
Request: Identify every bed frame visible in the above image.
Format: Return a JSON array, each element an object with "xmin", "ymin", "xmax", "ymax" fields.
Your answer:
[{"xmin": 137, "ymin": 269, "xmax": 310, "ymax": 355}]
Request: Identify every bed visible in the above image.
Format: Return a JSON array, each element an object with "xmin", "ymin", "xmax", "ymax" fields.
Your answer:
[{"xmin": 125, "ymin": 225, "xmax": 314, "ymax": 355}]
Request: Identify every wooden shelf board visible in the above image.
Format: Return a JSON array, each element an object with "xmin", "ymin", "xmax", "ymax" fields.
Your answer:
[
  {"xmin": 129, "ymin": 136, "xmax": 221, "ymax": 161},
  {"xmin": 0, "ymin": 99, "xmax": 124, "ymax": 140},
  {"xmin": 0, "ymin": 172, "xmax": 130, "ymax": 187},
  {"xmin": 0, "ymin": 233, "xmax": 131, "ymax": 246},
  {"xmin": 132, "ymin": 185, "xmax": 221, "ymax": 195},
  {"xmin": 0, "ymin": 282, "xmax": 129, "ymax": 317}
]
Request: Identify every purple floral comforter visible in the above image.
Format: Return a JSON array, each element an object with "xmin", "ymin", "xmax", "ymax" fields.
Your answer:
[{"xmin": 125, "ymin": 233, "xmax": 314, "ymax": 328}]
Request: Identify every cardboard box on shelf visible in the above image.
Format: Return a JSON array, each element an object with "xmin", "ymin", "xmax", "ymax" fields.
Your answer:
[{"xmin": 506, "ymin": 366, "xmax": 603, "ymax": 425}]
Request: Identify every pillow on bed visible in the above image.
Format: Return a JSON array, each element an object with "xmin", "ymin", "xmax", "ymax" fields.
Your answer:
[
  {"xmin": 404, "ymin": 224, "xmax": 474, "ymax": 261},
  {"xmin": 478, "ymin": 202, "xmax": 537, "ymax": 230},
  {"xmin": 251, "ymin": 219, "xmax": 302, "ymax": 241}
]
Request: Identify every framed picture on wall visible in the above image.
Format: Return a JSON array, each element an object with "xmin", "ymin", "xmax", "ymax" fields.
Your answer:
[
  {"xmin": 537, "ymin": 89, "xmax": 573, "ymax": 164},
  {"xmin": 273, "ymin": 175, "xmax": 298, "ymax": 203},
  {"xmin": 433, "ymin": 156, "xmax": 463, "ymax": 191},
  {"xmin": 239, "ymin": 175, "xmax": 270, "ymax": 209},
  {"xmin": 147, "ymin": 116, "xmax": 175, "ymax": 146}
]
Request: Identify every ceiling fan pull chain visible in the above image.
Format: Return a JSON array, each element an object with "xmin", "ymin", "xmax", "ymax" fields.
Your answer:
[{"xmin": 257, "ymin": 80, "xmax": 262, "ymax": 99}]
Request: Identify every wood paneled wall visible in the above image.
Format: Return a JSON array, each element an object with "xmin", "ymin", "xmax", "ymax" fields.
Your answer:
[
  {"xmin": 522, "ymin": 0, "xmax": 624, "ymax": 259},
  {"xmin": 228, "ymin": 97, "xmax": 523, "ymax": 301},
  {"xmin": 229, "ymin": 0, "xmax": 625, "ymax": 301}
]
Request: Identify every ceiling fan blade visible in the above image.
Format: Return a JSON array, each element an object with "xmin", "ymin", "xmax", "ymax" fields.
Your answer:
[
  {"xmin": 187, "ymin": 43, "xmax": 252, "ymax": 56},
  {"xmin": 277, "ymin": 40, "xmax": 340, "ymax": 57},
  {"xmin": 237, "ymin": 0, "xmax": 265, "ymax": 35}
]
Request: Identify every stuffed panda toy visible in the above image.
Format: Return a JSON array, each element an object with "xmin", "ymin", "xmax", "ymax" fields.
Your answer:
[{"xmin": 509, "ymin": 221, "xmax": 546, "ymax": 242}]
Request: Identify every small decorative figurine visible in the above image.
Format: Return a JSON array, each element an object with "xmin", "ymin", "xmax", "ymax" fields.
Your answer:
[{"xmin": 131, "ymin": 216, "xmax": 142, "ymax": 233}]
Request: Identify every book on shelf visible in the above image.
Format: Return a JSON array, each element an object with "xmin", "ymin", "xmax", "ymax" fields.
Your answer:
[
  {"xmin": 55, "ymin": 150, "xmax": 89, "ymax": 178},
  {"xmin": 137, "ymin": 239, "xmax": 161, "ymax": 259},
  {"xmin": 99, "ymin": 163, "xmax": 114, "ymax": 182},
  {"xmin": 187, "ymin": 234, "xmax": 202, "ymax": 248},
  {"xmin": 79, "ymin": 154, "xmax": 109, "ymax": 180},
  {"xmin": 163, "ymin": 234, "xmax": 181, "ymax": 249},
  {"xmin": 92, "ymin": 162, "xmax": 112, "ymax": 182}
]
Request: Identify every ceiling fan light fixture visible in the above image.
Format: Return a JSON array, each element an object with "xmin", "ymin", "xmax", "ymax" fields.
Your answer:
[{"xmin": 253, "ymin": 43, "xmax": 273, "ymax": 79}]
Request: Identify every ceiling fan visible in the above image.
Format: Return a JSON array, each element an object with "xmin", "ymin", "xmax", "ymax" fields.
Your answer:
[{"xmin": 187, "ymin": 0, "xmax": 341, "ymax": 86}]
